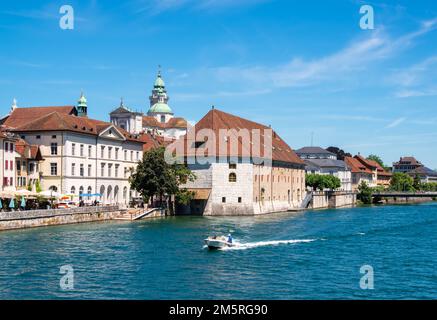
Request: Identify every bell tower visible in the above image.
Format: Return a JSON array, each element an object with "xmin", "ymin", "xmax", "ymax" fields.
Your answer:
[{"xmin": 77, "ymin": 92, "xmax": 87, "ymax": 117}]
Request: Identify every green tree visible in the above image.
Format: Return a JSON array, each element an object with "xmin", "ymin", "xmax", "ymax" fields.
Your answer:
[
  {"xmin": 357, "ymin": 181, "xmax": 373, "ymax": 204},
  {"xmin": 367, "ymin": 154, "xmax": 385, "ymax": 168},
  {"xmin": 390, "ymin": 172, "xmax": 414, "ymax": 192},
  {"xmin": 413, "ymin": 174, "xmax": 421, "ymax": 190},
  {"xmin": 129, "ymin": 147, "xmax": 196, "ymax": 212},
  {"xmin": 305, "ymin": 173, "xmax": 341, "ymax": 191},
  {"xmin": 35, "ymin": 180, "xmax": 42, "ymax": 193}
]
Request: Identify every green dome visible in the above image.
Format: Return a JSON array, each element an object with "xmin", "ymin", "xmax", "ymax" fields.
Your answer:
[
  {"xmin": 154, "ymin": 75, "xmax": 165, "ymax": 88},
  {"xmin": 78, "ymin": 93, "xmax": 87, "ymax": 107},
  {"xmin": 149, "ymin": 102, "xmax": 172, "ymax": 114}
]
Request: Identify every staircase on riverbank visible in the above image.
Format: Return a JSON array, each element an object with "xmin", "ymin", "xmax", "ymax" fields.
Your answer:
[{"xmin": 114, "ymin": 207, "xmax": 165, "ymax": 221}]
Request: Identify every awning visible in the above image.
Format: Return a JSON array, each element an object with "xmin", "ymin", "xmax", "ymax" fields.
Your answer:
[{"xmin": 187, "ymin": 188, "xmax": 211, "ymax": 200}]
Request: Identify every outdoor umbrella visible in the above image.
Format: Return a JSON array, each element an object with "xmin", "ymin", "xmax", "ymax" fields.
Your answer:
[
  {"xmin": 20, "ymin": 197, "xmax": 26, "ymax": 208},
  {"xmin": 9, "ymin": 198, "xmax": 15, "ymax": 209}
]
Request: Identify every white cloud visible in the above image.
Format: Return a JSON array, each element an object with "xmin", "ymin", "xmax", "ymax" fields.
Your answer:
[
  {"xmin": 385, "ymin": 117, "xmax": 406, "ymax": 128},
  {"xmin": 209, "ymin": 18, "xmax": 437, "ymax": 89}
]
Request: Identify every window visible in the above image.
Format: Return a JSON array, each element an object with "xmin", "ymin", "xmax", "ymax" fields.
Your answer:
[
  {"xmin": 52, "ymin": 135, "xmax": 57, "ymax": 139},
  {"xmin": 4, "ymin": 142, "xmax": 8, "ymax": 151},
  {"xmin": 51, "ymin": 143, "xmax": 58, "ymax": 155},
  {"xmin": 124, "ymin": 150, "xmax": 127, "ymax": 160},
  {"xmin": 80, "ymin": 164, "xmax": 84, "ymax": 177},
  {"xmin": 36, "ymin": 135, "xmax": 41, "ymax": 139},
  {"xmin": 80, "ymin": 144, "xmax": 84, "ymax": 157},
  {"xmin": 3, "ymin": 177, "xmax": 8, "ymax": 186},
  {"xmin": 9, "ymin": 160, "xmax": 12, "ymax": 170},
  {"xmin": 115, "ymin": 164, "xmax": 119, "ymax": 177},
  {"xmin": 115, "ymin": 148, "xmax": 119, "ymax": 160},
  {"xmin": 238, "ymin": 197, "xmax": 242, "ymax": 203},
  {"xmin": 101, "ymin": 163, "xmax": 105, "ymax": 176},
  {"xmin": 72, "ymin": 143, "xmax": 76, "ymax": 156},
  {"xmin": 29, "ymin": 163, "xmax": 35, "ymax": 173},
  {"xmin": 136, "ymin": 152, "xmax": 139, "ymax": 161},
  {"xmin": 222, "ymin": 197, "xmax": 226, "ymax": 203},
  {"xmin": 108, "ymin": 164, "xmax": 112, "ymax": 177},
  {"xmin": 108, "ymin": 147, "xmax": 112, "ymax": 159},
  {"xmin": 10, "ymin": 177, "xmax": 13, "ymax": 186},
  {"xmin": 17, "ymin": 161, "xmax": 21, "ymax": 172},
  {"xmin": 79, "ymin": 186, "xmax": 84, "ymax": 198},
  {"xmin": 71, "ymin": 186, "xmax": 76, "ymax": 194},
  {"xmin": 87, "ymin": 186, "xmax": 92, "ymax": 196},
  {"xmin": 160, "ymin": 115, "xmax": 165, "ymax": 123},
  {"xmin": 9, "ymin": 143, "xmax": 13, "ymax": 152},
  {"xmin": 88, "ymin": 164, "xmax": 92, "ymax": 177},
  {"xmin": 5, "ymin": 161, "xmax": 8, "ymax": 170},
  {"xmin": 124, "ymin": 167, "xmax": 128, "ymax": 178},
  {"xmin": 101, "ymin": 146, "xmax": 105, "ymax": 158},
  {"xmin": 71, "ymin": 163, "xmax": 76, "ymax": 176},
  {"xmin": 130, "ymin": 151, "xmax": 133, "ymax": 161},
  {"xmin": 229, "ymin": 172, "xmax": 237, "ymax": 182},
  {"xmin": 50, "ymin": 163, "xmax": 57, "ymax": 176},
  {"xmin": 229, "ymin": 163, "xmax": 237, "ymax": 169}
]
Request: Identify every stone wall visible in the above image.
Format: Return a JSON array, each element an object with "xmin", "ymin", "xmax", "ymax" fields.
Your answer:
[
  {"xmin": 311, "ymin": 191, "xmax": 356, "ymax": 209},
  {"xmin": 0, "ymin": 206, "xmax": 123, "ymax": 231}
]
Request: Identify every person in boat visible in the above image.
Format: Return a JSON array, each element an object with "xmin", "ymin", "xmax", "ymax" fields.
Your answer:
[{"xmin": 227, "ymin": 234, "xmax": 233, "ymax": 244}]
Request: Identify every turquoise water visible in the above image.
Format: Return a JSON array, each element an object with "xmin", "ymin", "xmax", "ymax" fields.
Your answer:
[{"xmin": 0, "ymin": 203, "xmax": 436, "ymax": 299}]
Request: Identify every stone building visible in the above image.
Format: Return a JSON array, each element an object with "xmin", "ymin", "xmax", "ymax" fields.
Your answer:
[
  {"xmin": 354, "ymin": 155, "xmax": 392, "ymax": 187},
  {"xmin": 2, "ymin": 95, "xmax": 144, "ymax": 205},
  {"xmin": 174, "ymin": 108, "xmax": 306, "ymax": 216},
  {"xmin": 110, "ymin": 70, "xmax": 188, "ymax": 139}
]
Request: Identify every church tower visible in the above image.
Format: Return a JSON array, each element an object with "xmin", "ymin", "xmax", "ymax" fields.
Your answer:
[
  {"xmin": 147, "ymin": 69, "xmax": 173, "ymax": 123},
  {"xmin": 77, "ymin": 92, "xmax": 87, "ymax": 117}
]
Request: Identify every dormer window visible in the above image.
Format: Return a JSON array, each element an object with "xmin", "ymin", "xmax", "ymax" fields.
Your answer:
[{"xmin": 160, "ymin": 115, "xmax": 165, "ymax": 123}]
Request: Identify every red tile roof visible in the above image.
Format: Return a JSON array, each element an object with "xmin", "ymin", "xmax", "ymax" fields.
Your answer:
[
  {"xmin": 173, "ymin": 109, "xmax": 304, "ymax": 165},
  {"xmin": 3, "ymin": 106, "xmax": 77, "ymax": 128},
  {"xmin": 15, "ymin": 139, "xmax": 44, "ymax": 160},
  {"xmin": 354, "ymin": 155, "xmax": 392, "ymax": 177},
  {"xmin": 344, "ymin": 156, "xmax": 373, "ymax": 174},
  {"xmin": 137, "ymin": 132, "xmax": 168, "ymax": 152},
  {"xmin": 143, "ymin": 116, "xmax": 188, "ymax": 129},
  {"xmin": 10, "ymin": 111, "xmax": 143, "ymax": 143}
]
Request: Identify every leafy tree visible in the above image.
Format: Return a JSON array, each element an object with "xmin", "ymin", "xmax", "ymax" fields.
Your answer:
[
  {"xmin": 326, "ymin": 146, "xmax": 352, "ymax": 160},
  {"xmin": 357, "ymin": 181, "xmax": 373, "ymax": 204},
  {"xmin": 35, "ymin": 180, "xmax": 42, "ymax": 193},
  {"xmin": 305, "ymin": 173, "xmax": 341, "ymax": 191},
  {"xmin": 367, "ymin": 154, "xmax": 385, "ymax": 168},
  {"xmin": 390, "ymin": 172, "xmax": 414, "ymax": 192},
  {"xmin": 413, "ymin": 174, "xmax": 421, "ymax": 190},
  {"xmin": 129, "ymin": 147, "xmax": 196, "ymax": 212}
]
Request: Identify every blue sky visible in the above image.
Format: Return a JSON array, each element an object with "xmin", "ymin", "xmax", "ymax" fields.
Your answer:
[{"xmin": 1, "ymin": 0, "xmax": 436, "ymax": 168}]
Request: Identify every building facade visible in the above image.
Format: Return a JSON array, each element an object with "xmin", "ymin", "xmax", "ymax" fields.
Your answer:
[
  {"xmin": 296, "ymin": 146, "xmax": 352, "ymax": 191},
  {"xmin": 0, "ymin": 131, "xmax": 19, "ymax": 191},
  {"xmin": 176, "ymin": 109, "xmax": 306, "ymax": 216},
  {"xmin": 344, "ymin": 156, "xmax": 375, "ymax": 191},
  {"xmin": 15, "ymin": 139, "xmax": 44, "ymax": 190},
  {"xmin": 3, "ymin": 96, "xmax": 144, "ymax": 205}
]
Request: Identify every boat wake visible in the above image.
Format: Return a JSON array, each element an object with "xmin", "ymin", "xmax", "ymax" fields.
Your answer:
[{"xmin": 220, "ymin": 238, "xmax": 317, "ymax": 251}]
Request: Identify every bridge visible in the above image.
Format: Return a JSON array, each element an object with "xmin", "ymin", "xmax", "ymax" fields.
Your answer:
[{"xmin": 372, "ymin": 192, "xmax": 437, "ymax": 198}]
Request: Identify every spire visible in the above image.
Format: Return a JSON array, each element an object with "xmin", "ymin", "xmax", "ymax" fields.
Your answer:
[
  {"xmin": 10, "ymin": 98, "xmax": 17, "ymax": 113},
  {"xmin": 77, "ymin": 92, "xmax": 87, "ymax": 117},
  {"xmin": 120, "ymin": 97, "xmax": 124, "ymax": 108}
]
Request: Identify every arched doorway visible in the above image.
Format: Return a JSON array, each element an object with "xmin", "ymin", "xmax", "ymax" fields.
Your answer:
[
  {"xmin": 114, "ymin": 186, "xmax": 119, "ymax": 204},
  {"xmin": 100, "ymin": 185, "xmax": 105, "ymax": 204},
  {"xmin": 107, "ymin": 185, "xmax": 112, "ymax": 204}
]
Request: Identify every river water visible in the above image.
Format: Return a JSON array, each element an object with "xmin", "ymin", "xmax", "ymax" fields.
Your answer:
[{"xmin": 0, "ymin": 203, "xmax": 436, "ymax": 299}]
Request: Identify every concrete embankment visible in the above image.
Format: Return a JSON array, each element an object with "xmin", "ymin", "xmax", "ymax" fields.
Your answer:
[
  {"xmin": 310, "ymin": 191, "xmax": 356, "ymax": 210},
  {"xmin": 0, "ymin": 206, "xmax": 124, "ymax": 231}
]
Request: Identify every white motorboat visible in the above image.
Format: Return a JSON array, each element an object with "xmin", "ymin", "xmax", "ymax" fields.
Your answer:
[{"xmin": 204, "ymin": 236, "xmax": 234, "ymax": 249}]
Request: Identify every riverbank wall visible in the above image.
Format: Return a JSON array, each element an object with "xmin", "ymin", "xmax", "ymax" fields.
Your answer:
[
  {"xmin": 378, "ymin": 197, "xmax": 435, "ymax": 204},
  {"xmin": 0, "ymin": 206, "xmax": 124, "ymax": 231},
  {"xmin": 310, "ymin": 191, "xmax": 356, "ymax": 209}
]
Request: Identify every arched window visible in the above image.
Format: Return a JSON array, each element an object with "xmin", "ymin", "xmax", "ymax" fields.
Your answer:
[
  {"xmin": 79, "ymin": 186, "xmax": 84, "ymax": 199},
  {"xmin": 49, "ymin": 185, "xmax": 58, "ymax": 192},
  {"xmin": 70, "ymin": 186, "xmax": 76, "ymax": 194},
  {"xmin": 228, "ymin": 172, "xmax": 237, "ymax": 182},
  {"xmin": 87, "ymin": 186, "xmax": 92, "ymax": 199},
  {"xmin": 100, "ymin": 185, "xmax": 105, "ymax": 202},
  {"xmin": 107, "ymin": 185, "xmax": 112, "ymax": 203},
  {"xmin": 114, "ymin": 186, "xmax": 119, "ymax": 203}
]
